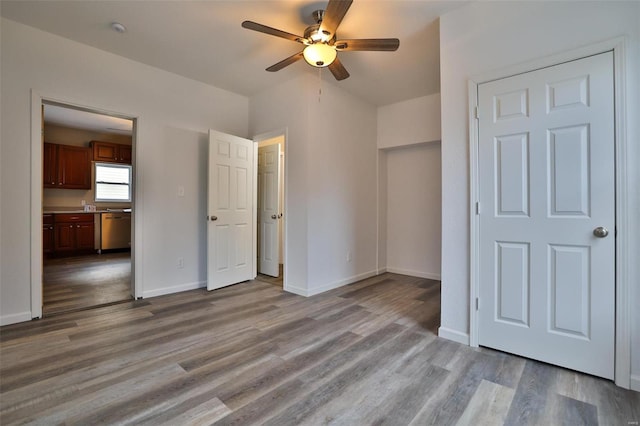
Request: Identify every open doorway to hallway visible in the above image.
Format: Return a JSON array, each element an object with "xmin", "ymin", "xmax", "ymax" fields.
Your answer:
[
  {"xmin": 42, "ymin": 102, "xmax": 135, "ymax": 315},
  {"xmin": 256, "ymin": 135, "xmax": 285, "ymax": 288}
]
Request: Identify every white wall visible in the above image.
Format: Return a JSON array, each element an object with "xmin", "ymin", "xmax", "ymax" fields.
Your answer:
[
  {"xmin": 306, "ymin": 79, "xmax": 378, "ymax": 295},
  {"xmin": 377, "ymin": 93, "xmax": 441, "ymax": 149},
  {"xmin": 377, "ymin": 94, "xmax": 442, "ymax": 280},
  {"xmin": 250, "ymin": 74, "xmax": 378, "ymax": 296},
  {"xmin": 249, "ymin": 76, "xmax": 310, "ymax": 295},
  {"xmin": 0, "ymin": 18, "xmax": 249, "ymax": 324},
  {"xmin": 385, "ymin": 142, "xmax": 441, "ymax": 280},
  {"xmin": 439, "ymin": 1, "xmax": 640, "ymax": 388}
]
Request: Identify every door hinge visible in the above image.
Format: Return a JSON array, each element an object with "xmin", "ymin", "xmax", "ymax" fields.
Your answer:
[
  {"xmin": 474, "ymin": 106, "xmax": 479, "ymax": 119},
  {"xmin": 475, "ymin": 202, "xmax": 480, "ymax": 215},
  {"xmin": 475, "ymin": 297, "xmax": 479, "ymax": 311}
]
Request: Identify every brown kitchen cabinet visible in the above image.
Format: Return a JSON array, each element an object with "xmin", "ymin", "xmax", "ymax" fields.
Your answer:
[
  {"xmin": 91, "ymin": 141, "xmax": 132, "ymax": 164},
  {"xmin": 52, "ymin": 213, "xmax": 95, "ymax": 255},
  {"xmin": 43, "ymin": 143, "xmax": 92, "ymax": 189},
  {"xmin": 43, "ymin": 214, "xmax": 55, "ymax": 255}
]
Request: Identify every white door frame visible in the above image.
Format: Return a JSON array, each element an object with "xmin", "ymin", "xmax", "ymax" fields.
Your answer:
[
  {"xmin": 468, "ymin": 38, "xmax": 631, "ymax": 388},
  {"xmin": 30, "ymin": 90, "xmax": 142, "ymax": 319},
  {"xmin": 253, "ymin": 128, "xmax": 288, "ymax": 291}
]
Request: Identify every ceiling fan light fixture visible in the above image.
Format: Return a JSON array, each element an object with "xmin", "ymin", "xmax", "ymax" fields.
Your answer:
[{"xmin": 303, "ymin": 43, "xmax": 337, "ymax": 68}]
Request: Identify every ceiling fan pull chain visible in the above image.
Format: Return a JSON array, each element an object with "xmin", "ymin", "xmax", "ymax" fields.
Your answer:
[{"xmin": 318, "ymin": 67, "xmax": 322, "ymax": 102}]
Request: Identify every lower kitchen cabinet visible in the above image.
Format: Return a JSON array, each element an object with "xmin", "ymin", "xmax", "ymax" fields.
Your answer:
[
  {"xmin": 43, "ymin": 214, "xmax": 54, "ymax": 255},
  {"xmin": 49, "ymin": 213, "xmax": 95, "ymax": 255}
]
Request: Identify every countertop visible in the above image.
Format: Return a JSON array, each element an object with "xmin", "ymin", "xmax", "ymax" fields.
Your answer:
[{"xmin": 43, "ymin": 208, "xmax": 131, "ymax": 214}]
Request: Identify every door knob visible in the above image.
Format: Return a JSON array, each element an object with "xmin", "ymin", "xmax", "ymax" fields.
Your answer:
[
  {"xmin": 278, "ymin": 213, "xmax": 283, "ymax": 219},
  {"xmin": 593, "ymin": 227, "xmax": 609, "ymax": 238},
  {"xmin": 210, "ymin": 216, "xmax": 218, "ymax": 221},
  {"xmin": 271, "ymin": 214, "xmax": 277, "ymax": 219}
]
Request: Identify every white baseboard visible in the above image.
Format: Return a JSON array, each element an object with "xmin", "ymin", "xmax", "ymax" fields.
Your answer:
[
  {"xmin": 1, "ymin": 311, "xmax": 33, "ymax": 326},
  {"xmin": 438, "ymin": 326, "xmax": 470, "ymax": 345},
  {"xmin": 307, "ymin": 270, "xmax": 379, "ymax": 297},
  {"xmin": 386, "ymin": 267, "xmax": 441, "ymax": 281},
  {"xmin": 630, "ymin": 374, "xmax": 640, "ymax": 392},
  {"xmin": 283, "ymin": 283, "xmax": 309, "ymax": 297},
  {"xmin": 284, "ymin": 269, "xmax": 380, "ymax": 297},
  {"xmin": 142, "ymin": 281, "xmax": 206, "ymax": 298},
  {"xmin": 377, "ymin": 267, "xmax": 387, "ymax": 274}
]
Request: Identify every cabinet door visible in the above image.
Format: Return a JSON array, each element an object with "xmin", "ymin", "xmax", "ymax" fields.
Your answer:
[
  {"xmin": 58, "ymin": 145, "xmax": 91, "ymax": 189},
  {"xmin": 43, "ymin": 143, "xmax": 58, "ymax": 187},
  {"xmin": 76, "ymin": 222, "xmax": 95, "ymax": 250},
  {"xmin": 43, "ymin": 225, "xmax": 55, "ymax": 254},
  {"xmin": 55, "ymin": 223, "xmax": 76, "ymax": 252},
  {"xmin": 92, "ymin": 142, "xmax": 118, "ymax": 162},
  {"xmin": 118, "ymin": 145, "xmax": 132, "ymax": 164}
]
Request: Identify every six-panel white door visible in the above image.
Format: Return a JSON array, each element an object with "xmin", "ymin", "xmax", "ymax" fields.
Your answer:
[
  {"xmin": 257, "ymin": 144, "xmax": 281, "ymax": 277},
  {"xmin": 207, "ymin": 130, "xmax": 255, "ymax": 291},
  {"xmin": 477, "ymin": 52, "xmax": 615, "ymax": 379}
]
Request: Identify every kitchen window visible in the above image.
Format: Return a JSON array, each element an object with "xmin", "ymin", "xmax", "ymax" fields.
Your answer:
[{"xmin": 94, "ymin": 162, "xmax": 132, "ymax": 202}]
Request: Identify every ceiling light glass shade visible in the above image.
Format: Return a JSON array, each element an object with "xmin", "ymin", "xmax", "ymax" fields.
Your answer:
[{"xmin": 303, "ymin": 43, "xmax": 337, "ymax": 68}]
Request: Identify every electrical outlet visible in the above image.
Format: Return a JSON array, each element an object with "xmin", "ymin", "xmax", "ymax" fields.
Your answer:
[
  {"xmin": 81, "ymin": 200, "xmax": 86, "ymax": 206},
  {"xmin": 347, "ymin": 251, "xmax": 352, "ymax": 262},
  {"xmin": 177, "ymin": 257, "xmax": 184, "ymax": 269},
  {"xmin": 177, "ymin": 186, "xmax": 185, "ymax": 197}
]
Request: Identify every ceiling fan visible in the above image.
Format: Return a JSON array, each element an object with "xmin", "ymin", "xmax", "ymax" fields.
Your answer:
[{"xmin": 241, "ymin": 0, "xmax": 399, "ymax": 81}]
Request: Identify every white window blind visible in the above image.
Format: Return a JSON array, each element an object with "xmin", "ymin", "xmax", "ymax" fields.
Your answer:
[{"xmin": 95, "ymin": 163, "xmax": 132, "ymax": 202}]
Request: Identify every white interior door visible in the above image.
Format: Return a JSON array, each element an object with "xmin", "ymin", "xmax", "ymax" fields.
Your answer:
[
  {"xmin": 257, "ymin": 144, "xmax": 281, "ymax": 277},
  {"xmin": 477, "ymin": 52, "xmax": 615, "ymax": 379},
  {"xmin": 207, "ymin": 130, "xmax": 255, "ymax": 291}
]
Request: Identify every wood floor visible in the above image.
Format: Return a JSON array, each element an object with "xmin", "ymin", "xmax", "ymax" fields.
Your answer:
[
  {"xmin": 1, "ymin": 273, "xmax": 638, "ymax": 425},
  {"xmin": 43, "ymin": 251, "xmax": 132, "ymax": 315},
  {"xmin": 257, "ymin": 264, "xmax": 284, "ymax": 287}
]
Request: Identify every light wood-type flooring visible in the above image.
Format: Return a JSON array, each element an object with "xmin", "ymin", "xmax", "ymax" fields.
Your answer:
[
  {"xmin": 257, "ymin": 264, "xmax": 284, "ymax": 287},
  {"xmin": 43, "ymin": 251, "xmax": 132, "ymax": 315},
  {"xmin": 1, "ymin": 273, "xmax": 638, "ymax": 425}
]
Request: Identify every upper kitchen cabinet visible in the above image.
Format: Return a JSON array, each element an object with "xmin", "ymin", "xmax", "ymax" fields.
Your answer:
[
  {"xmin": 43, "ymin": 143, "xmax": 92, "ymax": 189},
  {"xmin": 91, "ymin": 141, "xmax": 132, "ymax": 164}
]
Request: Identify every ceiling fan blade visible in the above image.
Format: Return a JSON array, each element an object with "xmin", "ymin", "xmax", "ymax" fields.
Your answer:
[
  {"xmin": 319, "ymin": 0, "xmax": 353, "ymax": 37},
  {"xmin": 328, "ymin": 57, "xmax": 350, "ymax": 81},
  {"xmin": 266, "ymin": 52, "xmax": 304, "ymax": 72},
  {"xmin": 334, "ymin": 38, "xmax": 400, "ymax": 51},
  {"xmin": 242, "ymin": 21, "xmax": 304, "ymax": 43}
]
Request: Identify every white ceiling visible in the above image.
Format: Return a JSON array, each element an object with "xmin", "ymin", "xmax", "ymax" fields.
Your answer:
[
  {"xmin": 1, "ymin": 0, "xmax": 467, "ymax": 107},
  {"xmin": 44, "ymin": 104, "xmax": 133, "ymax": 135}
]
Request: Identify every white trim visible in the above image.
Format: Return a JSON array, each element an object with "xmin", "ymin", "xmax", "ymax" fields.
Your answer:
[
  {"xmin": 142, "ymin": 281, "xmax": 206, "ymax": 298},
  {"xmin": 378, "ymin": 139, "xmax": 442, "ymax": 152},
  {"xmin": 30, "ymin": 91, "xmax": 43, "ymax": 319},
  {"xmin": 252, "ymin": 128, "xmax": 288, "ymax": 291},
  {"xmin": 468, "ymin": 80, "xmax": 480, "ymax": 349},
  {"xmin": 611, "ymin": 39, "xmax": 631, "ymax": 390},
  {"xmin": 630, "ymin": 375, "xmax": 640, "ymax": 392},
  {"xmin": 386, "ymin": 267, "xmax": 441, "ymax": 281},
  {"xmin": 284, "ymin": 269, "xmax": 380, "ymax": 297},
  {"xmin": 30, "ymin": 90, "xmax": 141, "ymax": 317},
  {"xmin": 252, "ymin": 141, "xmax": 258, "ymax": 280},
  {"xmin": 1, "ymin": 311, "xmax": 33, "ymax": 326},
  {"xmin": 131, "ymin": 117, "xmax": 143, "ymax": 299},
  {"xmin": 438, "ymin": 327, "xmax": 470, "ymax": 345},
  {"xmin": 282, "ymin": 283, "xmax": 308, "ymax": 297},
  {"xmin": 376, "ymin": 148, "xmax": 380, "ymax": 275},
  {"xmin": 467, "ymin": 38, "xmax": 631, "ymax": 388}
]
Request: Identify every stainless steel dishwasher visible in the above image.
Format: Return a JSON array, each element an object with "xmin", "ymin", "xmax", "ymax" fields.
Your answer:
[{"xmin": 100, "ymin": 212, "xmax": 131, "ymax": 251}]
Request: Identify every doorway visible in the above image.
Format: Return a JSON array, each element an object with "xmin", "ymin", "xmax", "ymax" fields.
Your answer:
[
  {"xmin": 39, "ymin": 101, "xmax": 136, "ymax": 315},
  {"xmin": 473, "ymin": 52, "xmax": 615, "ymax": 379},
  {"xmin": 255, "ymin": 132, "xmax": 285, "ymax": 288}
]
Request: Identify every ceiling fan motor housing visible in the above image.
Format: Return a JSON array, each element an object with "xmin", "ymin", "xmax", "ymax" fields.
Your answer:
[{"xmin": 241, "ymin": 0, "xmax": 399, "ymax": 81}]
